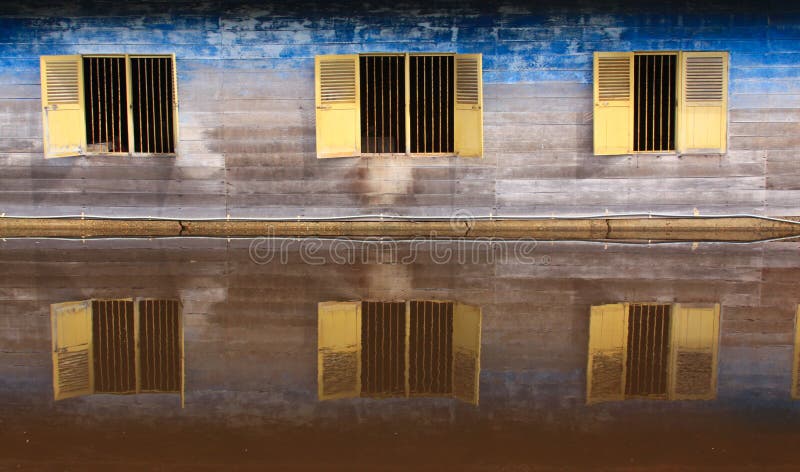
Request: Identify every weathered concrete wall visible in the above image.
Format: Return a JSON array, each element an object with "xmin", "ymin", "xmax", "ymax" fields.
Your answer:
[
  {"xmin": 1, "ymin": 239, "xmax": 799, "ymax": 428},
  {"xmin": 1, "ymin": 1, "xmax": 799, "ymax": 217}
]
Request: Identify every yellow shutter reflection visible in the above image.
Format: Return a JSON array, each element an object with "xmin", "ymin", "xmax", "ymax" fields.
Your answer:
[
  {"xmin": 587, "ymin": 303, "xmax": 628, "ymax": 403},
  {"xmin": 317, "ymin": 301, "xmax": 362, "ymax": 400},
  {"xmin": 315, "ymin": 55, "xmax": 360, "ymax": 158},
  {"xmin": 40, "ymin": 55, "xmax": 86, "ymax": 158},
  {"xmin": 793, "ymin": 306, "xmax": 800, "ymax": 399},
  {"xmin": 453, "ymin": 54, "xmax": 483, "ymax": 158},
  {"xmin": 593, "ymin": 52, "xmax": 633, "ymax": 155},
  {"xmin": 679, "ymin": 52, "xmax": 728, "ymax": 154},
  {"xmin": 452, "ymin": 302, "xmax": 481, "ymax": 405},
  {"xmin": 668, "ymin": 304, "xmax": 720, "ymax": 400},
  {"xmin": 51, "ymin": 300, "xmax": 94, "ymax": 400}
]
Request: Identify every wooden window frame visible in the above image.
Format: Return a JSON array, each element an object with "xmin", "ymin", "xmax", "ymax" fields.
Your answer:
[
  {"xmin": 593, "ymin": 50, "xmax": 728, "ymax": 156},
  {"xmin": 40, "ymin": 54, "xmax": 179, "ymax": 158}
]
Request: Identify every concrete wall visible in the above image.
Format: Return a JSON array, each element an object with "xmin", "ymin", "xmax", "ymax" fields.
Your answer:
[{"xmin": 1, "ymin": 1, "xmax": 799, "ymax": 218}]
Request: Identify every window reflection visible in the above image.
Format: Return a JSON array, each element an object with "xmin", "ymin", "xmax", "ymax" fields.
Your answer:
[
  {"xmin": 50, "ymin": 298, "xmax": 183, "ymax": 405},
  {"xmin": 587, "ymin": 303, "xmax": 720, "ymax": 403},
  {"xmin": 318, "ymin": 300, "xmax": 481, "ymax": 404}
]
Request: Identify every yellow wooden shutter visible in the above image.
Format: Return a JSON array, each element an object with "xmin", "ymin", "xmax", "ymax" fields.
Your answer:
[
  {"xmin": 679, "ymin": 52, "xmax": 728, "ymax": 154},
  {"xmin": 453, "ymin": 54, "xmax": 483, "ymax": 158},
  {"xmin": 40, "ymin": 55, "xmax": 86, "ymax": 158},
  {"xmin": 587, "ymin": 303, "xmax": 628, "ymax": 403},
  {"xmin": 170, "ymin": 54, "xmax": 180, "ymax": 151},
  {"xmin": 315, "ymin": 55, "xmax": 360, "ymax": 158},
  {"xmin": 793, "ymin": 306, "xmax": 800, "ymax": 399},
  {"xmin": 50, "ymin": 300, "xmax": 94, "ymax": 400},
  {"xmin": 317, "ymin": 301, "xmax": 362, "ymax": 400},
  {"xmin": 668, "ymin": 303, "xmax": 720, "ymax": 400},
  {"xmin": 452, "ymin": 302, "xmax": 481, "ymax": 405},
  {"xmin": 593, "ymin": 52, "xmax": 633, "ymax": 155}
]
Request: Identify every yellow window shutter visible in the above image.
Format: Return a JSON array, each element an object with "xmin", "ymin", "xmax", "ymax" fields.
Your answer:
[
  {"xmin": 40, "ymin": 55, "xmax": 86, "ymax": 158},
  {"xmin": 453, "ymin": 54, "xmax": 483, "ymax": 158},
  {"xmin": 593, "ymin": 52, "xmax": 633, "ymax": 155},
  {"xmin": 315, "ymin": 55, "xmax": 360, "ymax": 158},
  {"xmin": 793, "ymin": 306, "xmax": 800, "ymax": 399},
  {"xmin": 50, "ymin": 300, "xmax": 94, "ymax": 400},
  {"xmin": 452, "ymin": 302, "xmax": 481, "ymax": 405},
  {"xmin": 679, "ymin": 52, "xmax": 728, "ymax": 154},
  {"xmin": 170, "ymin": 54, "xmax": 180, "ymax": 150},
  {"xmin": 668, "ymin": 303, "xmax": 720, "ymax": 400},
  {"xmin": 587, "ymin": 303, "xmax": 628, "ymax": 403},
  {"xmin": 317, "ymin": 301, "xmax": 362, "ymax": 400}
]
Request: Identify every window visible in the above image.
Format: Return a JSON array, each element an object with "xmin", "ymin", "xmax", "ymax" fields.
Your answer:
[
  {"xmin": 50, "ymin": 298, "xmax": 184, "ymax": 405},
  {"xmin": 593, "ymin": 51, "xmax": 728, "ymax": 155},
  {"xmin": 40, "ymin": 54, "xmax": 178, "ymax": 158},
  {"xmin": 314, "ymin": 53, "xmax": 483, "ymax": 158},
  {"xmin": 586, "ymin": 302, "xmax": 720, "ymax": 403},
  {"xmin": 317, "ymin": 300, "xmax": 481, "ymax": 404}
]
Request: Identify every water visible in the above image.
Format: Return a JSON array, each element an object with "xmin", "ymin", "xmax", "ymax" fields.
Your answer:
[{"xmin": 2, "ymin": 238, "xmax": 799, "ymax": 470}]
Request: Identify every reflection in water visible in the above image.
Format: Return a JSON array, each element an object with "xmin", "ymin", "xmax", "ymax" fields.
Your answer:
[
  {"xmin": 50, "ymin": 298, "xmax": 184, "ymax": 405},
  {"xmin": 587, "ymin": 302, "xmax": 720, "ymax": 403},
  {"xmin": 793, "ymin": 306, "xmax": 800, "ymax": 399},
  {"xmin": 318, "ymin": 300, "xmax": 481, "ymax": 404}
]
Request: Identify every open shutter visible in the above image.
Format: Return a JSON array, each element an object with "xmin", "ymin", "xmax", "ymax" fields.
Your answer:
[
  {"xmin": 587, "ymin": 303, "xmax": 628, "ymax": 403},
  {"xmin": 793, "ymin": 306, "xmax": 800, "ymax": 399},
  {"xmin": 679, "ymin": 52, "xmax": 728, "ymax": 154},
  {"xmin": 315, "ymin": 55, "xmax": 360, "ymax": 158},
  {"xmin": 593, "ymin": 52, "xmax": 633, "ymax": 155},
  {"xmin": 454, "ymin": 54, "xmax": 483, "ymax": 158},
  {"xmin": 452, "ymin": 302, "xmax": 481, "ymax": 404},
  {"xmin": 170, "ymin": 54, "xmax": 180, "ymax": 151},
  {"xmin": 40, "ymin": 55, "xmax": 86, "ymax": 158},
  {"xmin": 51, "ymin": 300, "xmax": 94, "ymax": 400},
  {"xmin": 668, "ymin": 304, "xmax": 720, "ymax": 400},
  {"xmin": 317, "ymin": 301, "xmax": 362, "ymax": 400}
]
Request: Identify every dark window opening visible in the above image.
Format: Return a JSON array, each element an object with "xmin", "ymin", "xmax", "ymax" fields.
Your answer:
[
  {"xmin": 92, "ymin": 299, "xmax": 136, "ymax": 393},
  {"xmin": 409, "ymin": 55, "xmax": 454, "ymax": 154},
  {"xmin": 139, "ymin": 299, "xmax": 181, "ymax": 393},
  {"xmin": 625, "ymin": 304, "xmax": 671, "ymax": 397},
  {"xmin": 83, "ymin": 57, "xmax": 129, "ymax": 153},
  {"xmin": 361, "ymin": 301, "xmax": 406, "ymax": 396},
  {"xmin": 634, "ymin": 54, "xmax": 677, "ymax": 152},
  {"xmin": 409, "ymin": 301, "xmax": 453, "ymax": 395},
  {"xmin": 130, "ymin": 57, "xmax": 175, "ymax": 154},
  {"xmin": 360, "ymin": 56, "xmax": 405, "ymax": 154}
]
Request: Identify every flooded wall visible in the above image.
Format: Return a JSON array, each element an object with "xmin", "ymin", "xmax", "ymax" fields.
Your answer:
[{"xmin": 1, "ymin": 1, "xmax": 799, "ymax": 218}]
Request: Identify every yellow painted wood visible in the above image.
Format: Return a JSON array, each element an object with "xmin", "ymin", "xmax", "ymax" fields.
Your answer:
[
  {"xmin": 170, "ymin": 54, "xmax": 179, "ymax": 154},
  {"xmin": 793, "ymin": 306, "xmax": 800, "ymax": 399},
  {"xmin": 40, "ymin": 55, "xmax": 86, "ymax": 158},
  {"xmin": 668, "ymin": 303, "xmax": 720, "ymax": 400},
  {"xmin": 453, "ymin": 54, "xmax": 483, "ymax": 158},
  {"xmin": 50, "ymin": 300, "xmax": 94, "ymax": 400},
  {"xmin": 404, "ymin": 53, "xmax": 411, "ymax": 156},
  {"xmin": 452, "ymin": 302, "xmax": 481, "ymax": 405},
  {"xmin": 586, "ymin": 303, "xmax": 628, "ymax": 404},
  {"xmin": 317, "ymin": 301, "xmax": 362, "ymax": 400},
  {"xmin": 593, "ymin": 52, "xmax": 634, "ymax": 155},
  {"xmin": 315, "ymin": 55, "xmax": 360, "ymax": 158},
  {"xmin": 679, "ymin": 52, "xmax": 728, "ymax": 154}
]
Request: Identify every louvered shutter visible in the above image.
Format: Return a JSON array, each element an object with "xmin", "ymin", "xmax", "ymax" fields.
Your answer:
[
  {"xmin": 587, "ymin": 303, "xmax": 628, "ymax": 403},
  {"xmin": 453, "ymin": 54, "xmax": 483, "ymax": 158},
  {"xmin": 51, "ymin": 300, "xmax": 94, "ymax": 400},
  {"xmin": 593, "ymin": 52, "xmax": 634, "ymax": 155},
  {"xmin": 315, "ymin": 55, "xmax": 360, "ymax": 158},
  {"xmin": 40, "ymin": 55, "xmax": 86, "ymax": 158},
  {"xmin": 679, "ymin": 52, "xmax": 728, "ymax": 154},
  {"xmin": 452, "ymin": 302, "xmax": 481, "ymax": 405},
  {"xmin": 668, "ymin": 304, "xmax": 720, "ymax": 400},
  {"xmin": 317, "ymin": 301, "xmax": 362, "ymax": 400}
]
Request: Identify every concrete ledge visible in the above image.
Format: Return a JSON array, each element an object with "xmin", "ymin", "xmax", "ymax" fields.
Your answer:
[{"xmin": 1, "ymin": 217, "xmax": 799, "ymax": 241}]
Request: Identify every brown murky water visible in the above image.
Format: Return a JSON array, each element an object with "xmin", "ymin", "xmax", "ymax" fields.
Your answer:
[{"xmin": 2, "ymin": 238, "xmax": 800, "ymax": 470}]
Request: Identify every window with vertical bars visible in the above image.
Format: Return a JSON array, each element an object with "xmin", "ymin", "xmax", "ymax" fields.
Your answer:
[
  {"xmin": 625, "ymin": 304, "xmax": 671, "ymax": 398},
  {"xmin": 139, "ymin": 299, "xmax": 182, "ymax": 393},
  {"xmin": 361, "ymin": 301, "xmax": 406, "ymax": 396},
  {"xmin": 92, "ymin": 299, "xmax": 136, "ymax": 393},
  {"xmin": 82, "ymin": 55, "xmax": 176, "ymax": 155},
  {"xmin": 359, "ymin": 54, "xmax": 454, "ymax": 155},
  {"xmin": 633, "ymin": 54, "xmax": 677, "ymax": 152}
]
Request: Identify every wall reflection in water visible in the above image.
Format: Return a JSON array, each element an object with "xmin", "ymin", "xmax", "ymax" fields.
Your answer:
[
  {"xmin": 50, "ymin": 298, "xmax": 184, "ymax": 405},
  {"xmin": 317, "ymin": 300, "xmax": 481, "ymax": 404},
  {"xmin": 587, "ymin": 302, "xmax": 720, "ymax": 403}
]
